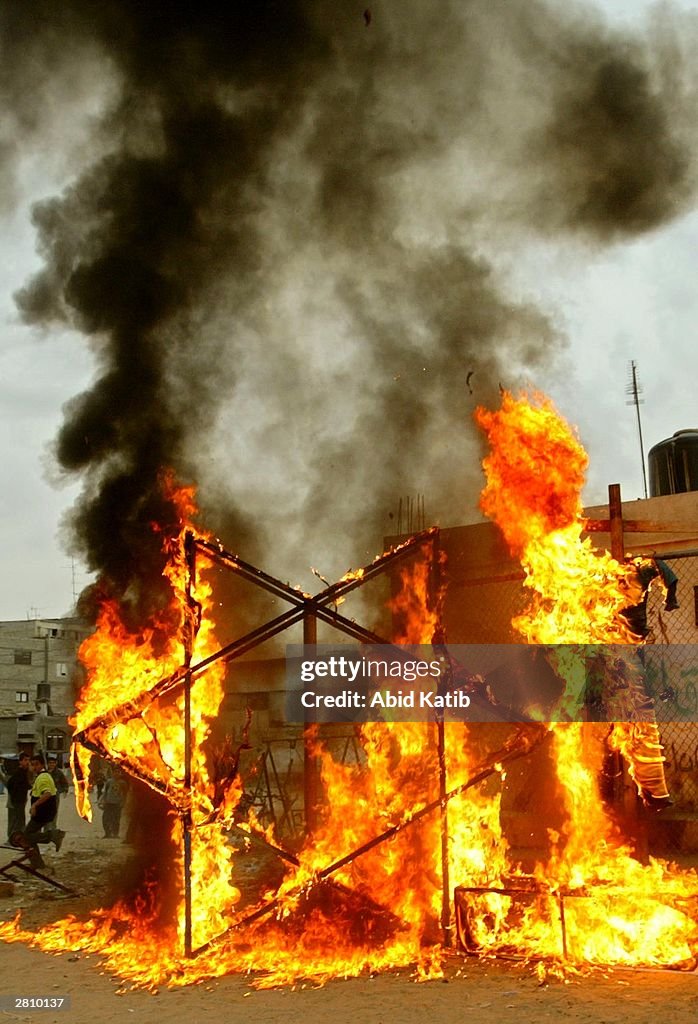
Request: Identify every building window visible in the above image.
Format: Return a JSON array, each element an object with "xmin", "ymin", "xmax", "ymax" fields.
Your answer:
[
  {"xmin": 15, "ymin": 691, "xmax": 29, "ymax": 703},
  {"xmin": 46, "ymin": 730, "xmax": 66, "ymax": 752},
  {"xmin": 14, "ymin": 650, "xmax": 32, "ymax": 665},
  {"xmin": 56, "ymin": 662, "xmax": 68, "ymax": 678}
]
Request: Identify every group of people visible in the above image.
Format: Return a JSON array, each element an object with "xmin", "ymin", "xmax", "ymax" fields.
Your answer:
[
  {"xmin": 1, "ymin": 753, "xmax": 133, "ymax": 872},
  {"xmin": 1, "ymin": 753, "xmax": 68, "ymax": 869}
]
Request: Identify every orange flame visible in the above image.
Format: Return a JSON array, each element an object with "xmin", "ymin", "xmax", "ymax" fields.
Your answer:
[
  {"xmin": 389, "ymin": 559, "xmax": 439, "ymax": 645},
  {"xmin": 473, "ymin": 390, "xmax": 698, "ymax": 968},
  {"xmin": 3, "ymin": 474, "xmax": 243, "ymax": 971}
]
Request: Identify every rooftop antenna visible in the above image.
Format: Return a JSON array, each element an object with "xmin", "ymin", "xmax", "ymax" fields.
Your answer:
[
  {"xmin": 63, "ymin": 559, "xmax": 79, "ymax": 613},
  {"xmin": 71, "ymin": 557, "xmax": 79, "ymax": 609},
  {"xmin": 626, "ymin": 359, "xmax": 648, "ymax": 499}
]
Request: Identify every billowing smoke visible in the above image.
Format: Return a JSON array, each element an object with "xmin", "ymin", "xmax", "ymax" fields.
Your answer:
[{"xmin": 1, "ymin": 0, "xmax": 697, "ymax": 619}]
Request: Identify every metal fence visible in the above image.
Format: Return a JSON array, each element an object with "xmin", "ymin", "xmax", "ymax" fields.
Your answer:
[
  {"xmin": 449, "ymin": 550, "xmax": 698, "ymax": 854},
  {"xmin": 645, "ymin": 552, "xmax": 698, "ymax": 817}
]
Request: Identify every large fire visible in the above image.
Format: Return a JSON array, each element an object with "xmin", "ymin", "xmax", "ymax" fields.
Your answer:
[
  {"xmin": 1, "ymin": 391, "xmax": 696, "ymax": 985},
  {"xmin": 472, "ymin": 391, "xmax": 698, "ymax": 967}
]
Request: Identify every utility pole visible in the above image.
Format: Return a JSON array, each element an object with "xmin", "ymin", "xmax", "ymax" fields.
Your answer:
[{"xmin": 626, "ymin": 360, "xmax": 648, "ymax": 499}]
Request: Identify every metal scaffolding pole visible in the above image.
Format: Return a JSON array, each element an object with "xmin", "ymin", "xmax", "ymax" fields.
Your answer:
[
  {"xmin": 183, "ymin": 531, "xmax": 196, "ymax": 958},
  {"xmin": 303, "ymin": 609, "xmax": 320, "ymax": 833},
  {"xmin": 431, "ymin": 531, "xmax": 452, "ymax": 948},
  {"xmin": 437, "ymin": 716, "xmax": 451, "ymax": 947}
]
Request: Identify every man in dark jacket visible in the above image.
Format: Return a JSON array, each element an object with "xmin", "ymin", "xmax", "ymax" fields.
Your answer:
[{"xmin": 5, "ymin": 753, "xmax": 31, "ymax": 841}]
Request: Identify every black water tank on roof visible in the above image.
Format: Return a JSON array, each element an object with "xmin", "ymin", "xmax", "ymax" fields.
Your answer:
[{"xmin": 648, "ymin": 430, "xmax": 698, "ymax": 496}]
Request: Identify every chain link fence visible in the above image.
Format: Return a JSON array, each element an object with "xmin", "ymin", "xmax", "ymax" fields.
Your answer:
[
  {"xmin": 447, "ymin": 549, "xmax": 698, "ymax": 854},
  {"xmin": 644, "ymin": 552, "xmax": 698, "ymax": 818}
]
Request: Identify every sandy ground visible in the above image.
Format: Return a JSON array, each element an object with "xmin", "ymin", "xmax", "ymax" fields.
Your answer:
[{"xmin": 1, "ymin": 793, "xmax": 697, "ymax": 1024}]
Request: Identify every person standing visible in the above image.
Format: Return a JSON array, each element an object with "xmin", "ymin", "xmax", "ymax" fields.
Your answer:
[
  {"xmin": 89, "ymin": 761, "xmax": 106, "ymax": 802},
  {"xmin": 46, "ymin": 755, "xmax": 69, "ymax": 824},
  {"xmin": 5, "ymin": 752, "xmax": 31, "ymax": 841},
  {"xmin": 100, "ymin": 769, "xmax": 125, "ymax": 838}
]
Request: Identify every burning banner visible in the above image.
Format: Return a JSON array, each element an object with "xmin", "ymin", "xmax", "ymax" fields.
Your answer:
[{"xmin": 1, "ymin": 391, "xmax": 697, "ymax": 986}]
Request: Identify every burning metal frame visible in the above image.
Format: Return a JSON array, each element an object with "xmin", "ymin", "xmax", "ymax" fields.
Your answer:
[
  {"xmin": 72, "ymin": 526, "xmax": 505, "ymax": 958},
  {"xmin": 216, "ymin": 727, "xmax": 545, "ymax": 953},
  {"xmin": 454, "ymin": 881, "xmax": 698, "ymax": 971},
  {"xmin": 0, "ymin": 843, "xmax": 77, "ymax": 896},
  {"xmin": 455, "ymin": 881, "xmax": 571, "ymax": 959},
  {"xmin": 65, "ymin": 521, "xmax": 698, "ymax": 974}
]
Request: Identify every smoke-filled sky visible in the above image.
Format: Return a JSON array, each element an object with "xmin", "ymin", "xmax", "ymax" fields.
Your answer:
[{"xmin": 1, "ymin": 0, "xmax": 697, "ymax": 621}]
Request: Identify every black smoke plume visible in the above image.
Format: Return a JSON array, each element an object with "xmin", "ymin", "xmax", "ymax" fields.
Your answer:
[{"xmin": 1, "ymin": 0, "xmax": 696, "ymax": 620}]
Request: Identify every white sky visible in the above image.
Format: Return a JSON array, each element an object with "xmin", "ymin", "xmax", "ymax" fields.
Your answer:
[{"xmin": 1, "ymin": 0, "xmax": 697, "ymax": 621}]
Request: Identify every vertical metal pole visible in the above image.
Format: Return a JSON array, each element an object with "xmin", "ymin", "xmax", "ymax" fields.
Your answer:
[
  {"xmin": 261, "ymin": 750, "xmax": 278, "ymax": 829},
  {"xmin": 183, "ymin": 670, "xmax": 192, "ymax": 957},
  {"xmin": 558, "ymin": 893, "xmax": 568, "ymax": 960},
  {"xmin": 183, "ymin": 532, "xmax": 195, "ymax": 958},
  {"xmin": 608, "ymin": 484, "xmax": 625, "ymax": 562},
  {"xmin": 437, "ymin": 717, "xmax": 451, "ymax": 947},
  {"xmin": 303, "ymin": 608, "xmax": 320, "ymax": 834},
  {"xmin": 430, "ymin": 533, "xmax": 452, "ymax": 947}
]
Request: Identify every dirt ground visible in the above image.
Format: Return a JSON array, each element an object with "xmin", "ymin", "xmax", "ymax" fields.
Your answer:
[{"xmin": 2, "ymin": 792, "xmax": 697, "ymax": 1024}]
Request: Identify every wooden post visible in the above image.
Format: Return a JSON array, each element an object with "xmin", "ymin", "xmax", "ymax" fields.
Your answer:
[
  {"xmin": 606, "ymin": 492, "xmax": 647, "ymax": 839},
  {"xmin": 608, "ymin": 484, "xmax": 625, "ymax": 562}
]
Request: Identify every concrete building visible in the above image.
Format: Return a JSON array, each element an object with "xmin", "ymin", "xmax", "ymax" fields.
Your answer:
[{"xmin": 0, "ymin": 617, "xmax": 92, "ymax": 760}]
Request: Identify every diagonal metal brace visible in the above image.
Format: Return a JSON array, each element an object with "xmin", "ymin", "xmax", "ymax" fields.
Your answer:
[{"xmin": 190, "ymin": 727, "xmax": 547, "ymax": 954}]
